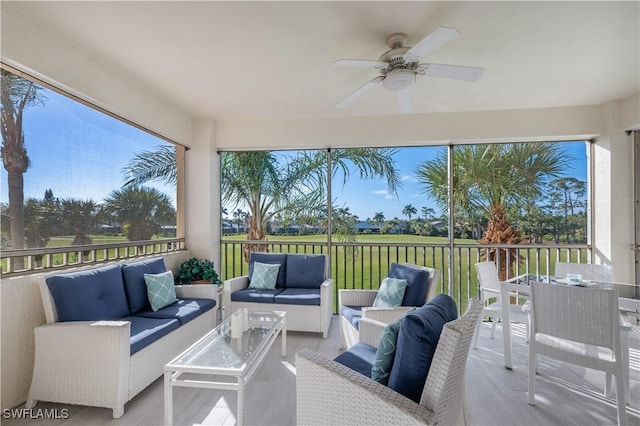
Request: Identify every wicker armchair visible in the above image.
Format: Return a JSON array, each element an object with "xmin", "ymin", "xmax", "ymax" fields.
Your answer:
[
  {"xmin": 339, "ymin": 263, "xmax": 440, "ymax": 349},
  {"xmin": 297, "ymin": 299, "xmax": 483, "ymax": 426}
]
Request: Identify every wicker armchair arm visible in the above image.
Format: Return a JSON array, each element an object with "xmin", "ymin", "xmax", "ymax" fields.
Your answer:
[
  {"xmin": 358, "ymin": 318, "xmax": 387, "ymax": 348},
  {"xmin": 339, "ymin": 289, "xmax": 378, "ymax": 307},
  {"xmin": 362, "ymin": 306, "xmax": 413, "ymax": 324},
  {"xmin": 296, "ymin": 349, "xmax": 432, "ymax": 425}
]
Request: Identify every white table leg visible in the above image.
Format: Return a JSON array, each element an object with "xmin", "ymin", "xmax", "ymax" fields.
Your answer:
[
  {"xmin": 237, "ymin": 376, "xmax": 245, "ymax": 426},
  {"xmin": 164, "ymin": 370, "xmax": 173, "ymax": 426},
  {"xmin": 501, "ymin": 284, "xmax": 513, "ymax": 369},
  {"xmin": 281, "ymin": 322, "xmax": 287, "ymax": 357}
]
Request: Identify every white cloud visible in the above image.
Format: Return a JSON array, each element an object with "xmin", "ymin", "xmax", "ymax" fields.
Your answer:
[{"xmin": 372, "ymin": 189, "xmax": 394, "ymax": 200}]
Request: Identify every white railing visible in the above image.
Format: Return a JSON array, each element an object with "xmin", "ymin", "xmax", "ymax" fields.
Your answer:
[
  {"xmin": 0, "ymin": 238, "xmax": 186, "ymax": 277},
  {"xmin": 221, "ymin": 239, "xmax": 590, "ymax": 313}
]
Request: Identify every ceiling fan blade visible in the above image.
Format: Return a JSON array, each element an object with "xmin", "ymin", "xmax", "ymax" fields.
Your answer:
[
  {"xmin": 403, "ymin": 26, "xmax": 460, "ymax": 63},
  {"xmin": 396, "ymin": 89, "xmax": 415, "ymax": 114},
  {"xmin": 336, "ymin": 76, "xmax": 384, "ymax": 109},
  {"xmin": 417, "ymin": 63, "xmax": 484, "ymax": 81},
  {"xmin": 333, "ymin": 59, "xmax": 388, "ymax": 69}
]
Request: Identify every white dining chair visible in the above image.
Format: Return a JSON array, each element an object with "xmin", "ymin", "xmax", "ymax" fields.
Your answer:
[
  {"xmin": 472, "ymin": 261, "xmax": 529, "ymax": 349},
  {"xmin": 611, "ymin": 297, "xmax": 639, "ymax": 403},
  {"xmin": 528, "ymin": 280, "xmax": 627, "ymax": 426}
]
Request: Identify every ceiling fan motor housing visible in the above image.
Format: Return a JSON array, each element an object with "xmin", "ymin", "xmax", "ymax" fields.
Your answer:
[{"xmin": 383, "ymin": 69, "xmax": 416, "ymax": 91}]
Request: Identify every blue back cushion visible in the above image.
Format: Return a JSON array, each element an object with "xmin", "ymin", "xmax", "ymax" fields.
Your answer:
[
  {"xmin": 46, "ymin": 265, "xmax": 130, "ymax": 322},
  {"xmin": 285, "ymin": 254, "xmax": 325, "ymax": 289},
  {"xmin": 388, "ymin": 263, "xmax": 430, "ymax": 306},
  {"xmin": 249, "ymin": 253, "xmax": 288, "ymax": 288},
  {"xmin": 387, "ymin": 294, "xmax": 458, "ymax": 402},
  {"xmin": 122, "ymin": 258, "xmax": 167, "ymax": 314}
]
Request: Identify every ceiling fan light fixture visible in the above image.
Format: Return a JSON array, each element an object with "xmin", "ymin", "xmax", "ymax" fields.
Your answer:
[{"xmin": 382, "ymin": 69, "xmax": 415, "ymax": 91}]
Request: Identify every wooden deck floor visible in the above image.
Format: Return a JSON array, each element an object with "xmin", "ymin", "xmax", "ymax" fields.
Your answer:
[{"xmin": 6, "ymin": 316, "xmax": 639, "ymax": 425}]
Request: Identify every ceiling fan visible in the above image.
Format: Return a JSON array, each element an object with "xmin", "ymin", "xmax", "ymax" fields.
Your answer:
[{"xmin": 334, "ymin": 26, "xmax": 484, "ymax": 113}]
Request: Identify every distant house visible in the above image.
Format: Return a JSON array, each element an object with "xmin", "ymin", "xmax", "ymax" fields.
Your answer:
[
  {"xmin": 222, "ymin": 221, "xmax": 246, "ymax": 234},
  {"xmin": 431, "ymin": 220, "xmax": 447, "ymax": 231},
  {"xmin": 355, "ymin": 221, "xmax": 380, "ymax": 233}
]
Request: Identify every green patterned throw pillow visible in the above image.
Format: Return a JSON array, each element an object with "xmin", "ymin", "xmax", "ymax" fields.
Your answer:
[
  {"xmin": 249, "ymin": 262, "xmax": 280, "ymax": 290},
  {"xmin": 373, "ymin": 277, "xmax": 408, "ymax": 307},
  {"xmin": 371, "ymin": 316, "xmax": 403, "ymax": 385},
  {"xmin": 144, "ymin": 270, "xmax": 177, "ymax": 312}
]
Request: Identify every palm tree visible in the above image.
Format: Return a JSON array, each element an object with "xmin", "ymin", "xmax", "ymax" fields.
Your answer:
[
  {"xmin": 372, "ymin": 212, "xmax": 385, "ymax": 226},
  {"xmin": 402, "ymin": 204, "xmax": 417, "ymax": 221},
  {"xmin": 122, "ymin": 146, "xmax": 401, "ymax": 261},
  {"xmin": 222, "ymin": 149, "xmax": 400, "ymax": 261},
  {"xmin": 103, "ymin": 186, "xmax": 175, "ymax": 241},
  {"xmin": 1, "ymin": 70, "xmax": 46, "ymax": 266},
  {"xmin": 415, "ymin": 143, "xmax": 566, "ymax": 278},
  {"xmin": 122, "ymin": 145, "xmax": 176, "ymax": 188},
  {"xmin": 60, "ymin": 199, "xmax": 97, "ymax": 246}
]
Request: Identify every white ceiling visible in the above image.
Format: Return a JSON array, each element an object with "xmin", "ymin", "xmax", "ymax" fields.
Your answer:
[{"xmin": 5, "ymin": 1, "xmax": 639, "ymax": 121}]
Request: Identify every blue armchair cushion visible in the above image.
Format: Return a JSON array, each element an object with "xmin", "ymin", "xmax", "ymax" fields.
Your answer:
[
  {"xmin": 371, "ymin": 315, "xmax": 404, "ymax": 385},
  {"xmin": 144, "ymin": 271, "xmax": 177, "ymax": 311},
  {"xmin": 274, "ymin": 288, "xmax": 321, "ymax": 306},
  {"xmin": 248, "ymin": 253, "xmax": 287, "ymax": 288},
  {"xmin": 136, "ymin": 298, "xmax": 216, "ymax": 325},
  {"xmin": 230, "ymin": 288, "xmax": 283, "ymax": 304},
  {"xmin": 121, "ymin": 258, "xmax": 167, "ymax": 314},
  {"xmin": 46, "ymin": 265, "xmax": 130, "ymax": 322},
  {"xmin": 340, "ymin": 305, "xmax": 363, "ymax": 330},
  {"xmin": 124, "ymin": 316, "xmax": 180, "ymax": 354},
  {"xmin": 373, "ymin": 277, "xmax": 407, "ymax": 307},
  {"xmin": 387, "ymin": 294, "xmax": 458, "ymax": 402},
  {"xmin": 285, "ymin": 254, "xmax": 325, "ymax": 289},
  {"xmin": 248, "ymin": 262, "xmax": 280, "ymax": 290},
  {"xmin": 333, "ymin": 342, "xmax": 376, "ymax": 378},
  {"xmin": 388, "ymin": 263, "xmax": 430, "ymax": 307}
]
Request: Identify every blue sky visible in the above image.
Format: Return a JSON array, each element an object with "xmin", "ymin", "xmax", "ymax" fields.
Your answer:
[
  {"xmin": 1, "ymin": 82, "xmax": 587, "ymax": 221},
  {"xmin": 0, "ymin": 87, "xmax": 174, "ymax": 206},
  {"xmin": 332, "ymin": 142, "xmax": 588, "ymax": 221}
]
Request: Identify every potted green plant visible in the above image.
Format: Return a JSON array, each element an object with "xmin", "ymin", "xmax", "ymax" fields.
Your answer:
[{"xmin": 175, "ymin": 257, "xmax": 222, "ymax": 285}]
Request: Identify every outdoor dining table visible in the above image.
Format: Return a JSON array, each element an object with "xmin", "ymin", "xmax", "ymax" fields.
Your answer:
[{"xmin": 500, "ymin": 274, "xmax": 638, "ymax": 368}]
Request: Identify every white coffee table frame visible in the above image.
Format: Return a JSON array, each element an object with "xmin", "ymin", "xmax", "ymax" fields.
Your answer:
[{"xmin": 164, "ymin": 310, "xmax": 286, "ymax": 426}]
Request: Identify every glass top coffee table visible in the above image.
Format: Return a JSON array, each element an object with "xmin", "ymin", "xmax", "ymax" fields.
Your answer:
[{"xmin": 164, "ymin": 310, "xmax": 286, "ymax": 426}]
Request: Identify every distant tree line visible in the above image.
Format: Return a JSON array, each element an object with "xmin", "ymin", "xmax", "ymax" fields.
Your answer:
[{"xmin": 0, "ymin": 186, "xmax": 175, "ymax": 250}]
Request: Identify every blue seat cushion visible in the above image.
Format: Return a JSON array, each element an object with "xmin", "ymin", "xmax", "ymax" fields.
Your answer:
[
  {"xmin": 46, "ymin": 265, "xmax": 130, "ymax": 322},
  {"xmin": 230, "ymin": 288, "xmax": 283, "ymax": 304},
  {"xmin": 121, "ymin": 258, "xmax": 167, "ymax": 314},
  {"xmin": 248, "ymin": 253, "xmax": 288, "ymax": 288},
  {"xmin": 388, "ymin": 294, "xmax": 458, "ymax": 403},
  {"xmin": 124, "ymin": 316, "xmax": 181, "ymax": 355},
  {"xmin": 135, "ymin": 298, "xmax": 216, "ymax": 325},
  {"xmin": 333, "ymin": 342, "xmax": 376, "ymax": 378},
  {"xmin": 388, "ymin": 263, "xmax": 430, "ymax": 307},
  {"xmin": 274, "ymin": 288, "xmax": 321, "ymax": 306},
  {"xmin": 340, "ymin": 305, "xmax": 363, "ymax": 330},
  {"xmin": 285, "ymin": 254, "xmax": 325, "ymax": 289}
]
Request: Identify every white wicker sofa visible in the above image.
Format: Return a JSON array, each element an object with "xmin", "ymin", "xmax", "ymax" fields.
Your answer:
[
  {"xmin": 224, "ymin": 253, "xmax": 332, "ymax": 337},
  {"xmin": 25, "ymin": 257, "xmax": 219, "ymax": 418}
]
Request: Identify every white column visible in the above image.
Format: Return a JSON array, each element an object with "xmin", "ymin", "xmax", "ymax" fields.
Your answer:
[
  {"xmin": 592, "ymin": 101, "xmax": 635, "ymax": 291},
  {"xmin": 186, "ymin": 119, "xmax": 221, "ymax": 266}
]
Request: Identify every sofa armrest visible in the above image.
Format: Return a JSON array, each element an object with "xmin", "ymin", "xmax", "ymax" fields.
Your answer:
[
  {"xmin": 362, "ymin": 306, "xmax": 414, "ymax": 324},
  {"xmin": 338, "ymin": 289, "xmax": 378, "ymax": 308},
  {"xmin": 224, "ymin": 276, "xmax": 249, "ymax": 312},
  {"xmin": 175, "ymin": 284, "xmax": 221, "ymax": 308},
  {"xmin": 320, "ymin": 279, "xmax": 333, "ymax": 338},
  {"xmin": 295, "ymin": 349, "xmax": 432, "ymax": 425},
  {"xmin": 27, "ymin": 321, "xmax": 130, "ymax": 416}
]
